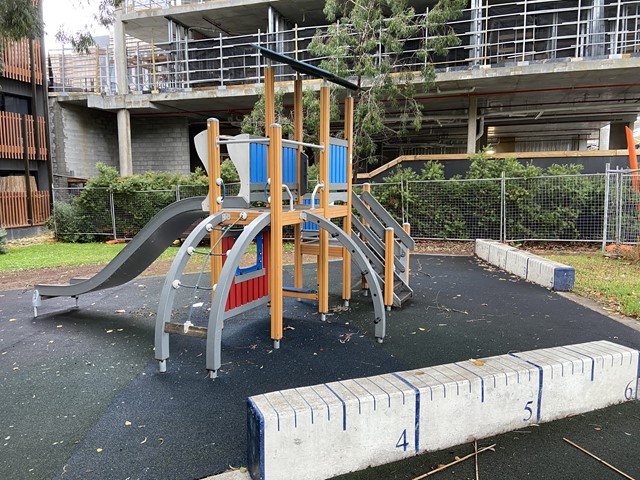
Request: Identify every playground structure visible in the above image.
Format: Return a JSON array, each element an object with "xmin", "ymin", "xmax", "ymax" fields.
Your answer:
[{"xmin": 32, "ymin": 46, "xmax": 415, "ymax": 378}]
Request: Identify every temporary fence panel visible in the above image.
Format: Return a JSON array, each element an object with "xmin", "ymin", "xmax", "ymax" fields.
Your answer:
[
  {"xmin": 604, "ymin": 169, "xmax": 640, "ymax": 246},
  {"xmin": 406, "ymin": 178, "xmax": 502, "ymax": 240},
  {"xmin": 504, "ymin": 174, "xmax": 606, "ymax": 242}
]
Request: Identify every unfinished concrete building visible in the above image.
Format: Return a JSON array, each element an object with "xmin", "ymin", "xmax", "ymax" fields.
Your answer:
[{"xmin": 47, "ymin": 0, "xmax": 640, "ymax": 184}]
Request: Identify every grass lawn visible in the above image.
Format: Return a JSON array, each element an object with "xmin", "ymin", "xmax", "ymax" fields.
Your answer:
[
  {"xmin": 546, "ymin": 254, "xmax": 640, "ymax": 319},
  {"xmin": 0, "ymin": 242, "xmax": 178, "ymax": 272},
  {"xmin": 0, "ymin": 240, "xmax": 289, "ymax": 272}
]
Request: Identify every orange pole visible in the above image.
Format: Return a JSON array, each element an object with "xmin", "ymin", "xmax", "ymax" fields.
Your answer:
[
  {"xmin": 207, "ymin": 118, "xmax": 223, "ymax": 287},
  {"xmin": 342, "ymin": 96, "xmax": 354, "ymax": 304},
  {"xmin": 269, "ymin": 123, "xmax": 284, "ymax": 342},
  {"xmin": 293, "ymin": 78, "xmax": 304, "ymax": 290},
  {"xmin": 625, "ymin": 126, "xmax": 639, "ymax": 191},
  {"xmin": 403, "ymin": 222, "xmax": 411, "ymax": 285},
  {"xmin": 384, "ymin": 227, "xmax": 394, "ymax": 308},
  {"xmin": 318, "ymin": 86, "xmax": 330, "ymax": 318},
  {"xmin": 361, "ymin": 183, "xmax": 370, "ymax": 292}
]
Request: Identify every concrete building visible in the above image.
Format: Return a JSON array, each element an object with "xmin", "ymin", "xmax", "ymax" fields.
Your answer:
[
  {"xmin": 47, "ymin": 0, "xmax": 640, "ymax": 184},
  {"xmin": 0, "ymin": 1, "xmax": 51, "ymax": 238}
]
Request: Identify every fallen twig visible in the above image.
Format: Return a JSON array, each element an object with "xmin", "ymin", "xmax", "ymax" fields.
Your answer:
[
  {"xmin": 475, "ymin": 440, "xmax": 479, "ymax": 480},
  {"xmin": 563, "ymin": 438, "xmax": 636, "ymax": 480},
  {"xmin": 412, "ymin": 443, "xmax": 496, "ymax": 480}
]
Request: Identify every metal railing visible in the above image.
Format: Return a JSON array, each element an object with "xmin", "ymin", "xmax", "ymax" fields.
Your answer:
[{"xmin": 49, "ymin": 0, "xmax": 640, "ymax": 94}]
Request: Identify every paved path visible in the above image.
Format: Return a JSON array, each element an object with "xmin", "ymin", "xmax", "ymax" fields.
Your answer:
[{"xmin": 0, "ymin": 254, "xmax": 638, "ymax": 480}]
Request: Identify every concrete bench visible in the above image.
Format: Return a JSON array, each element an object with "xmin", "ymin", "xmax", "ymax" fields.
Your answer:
[
  {"xmin": 475, "ymin": 239, "xmax": 575, "ymax": 291},
  {"xmin": 247, "ymin": 340, "xmax": 638, "ymax": 480}
]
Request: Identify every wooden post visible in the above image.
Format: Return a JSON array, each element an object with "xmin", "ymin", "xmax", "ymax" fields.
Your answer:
[
  {"xmin": 342, "ymin": 96, "xmax": 354, "ymax": 304},
  {"xmin": 318, "ymin": 86, "xmax": 330, "ymax": 317},
  {"xmin": 207, "ymin": 118, "xmax": 223, "ymax": 287},
  {"xmin": 21, "ymin": 114, "xmax": 33, "ymax": 224},
  {"xmin": 293, "ymin": 78, "xmax": 304, "ymax": 290},
  {"xmin": 384, "ymin": 227, "xmax": 394, "ymax": 308},
  {"xmin": 269, "ymin": 123, "xmax": 284, "ymax": 341},
  {"xmin": 361, "ymin": 183, "xmax": 370, "ymax": 292},
  {"xmin": 403, "ymin": 222, "xmax": 411, "ymax": 285}
]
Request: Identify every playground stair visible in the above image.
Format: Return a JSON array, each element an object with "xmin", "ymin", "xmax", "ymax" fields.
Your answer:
[{"xmin": 351, "ymin": 190, "xmax": 414, "ymax": 307}]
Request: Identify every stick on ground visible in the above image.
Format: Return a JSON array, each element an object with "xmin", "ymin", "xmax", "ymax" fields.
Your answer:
[
  {"xmin": 412, "ymin": 444, "xmax": 496, "ymax": 480},
  {"xmin": 563, "ymin": 438, "xmax": 636, "ymax": 480}
]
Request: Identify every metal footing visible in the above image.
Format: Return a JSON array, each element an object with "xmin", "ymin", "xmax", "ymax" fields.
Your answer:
[
  {"xmin": 343, "ymin": 300, "xmax": 350, "ymax": 307},
  {"xmin": 273, "ymin": 340, "xmax": 280, "ymax": 349},
  {"xmin": 362, "ymin": 289, "xmax": 369, "ymax": 297},
  {"xmin": 208, "ymin": 370, "xmax": 218, "ymax": 380},
  {"xmin": 320, "ymin": 313, "xmax": 327, "ymax": 322},
  {"xmin": 377, "ymin": 338, "xmax": 384, "ymax": 344},
  {"xmin": 158, "ymin": 360, "xmax": 167, "ymax": 373},
  {"xmin": 386, "ymin": 305, "xmax": 391, "ymax": 312}
]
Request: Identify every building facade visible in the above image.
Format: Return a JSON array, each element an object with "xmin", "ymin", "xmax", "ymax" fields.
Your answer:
[
  {"xmin": 47, "ymin": 0, "xmax": 640, "ymax": 183},
  {"xmin": 0, "ymin": 1, "xmax": 51, "ymax": 236}
]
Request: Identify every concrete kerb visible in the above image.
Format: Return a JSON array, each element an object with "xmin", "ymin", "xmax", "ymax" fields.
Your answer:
[{"xmin": 475, "ymin": 239, "xmax": 575, "ymax": 291}]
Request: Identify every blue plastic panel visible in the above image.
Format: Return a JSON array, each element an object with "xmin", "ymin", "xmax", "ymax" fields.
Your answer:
[
  {"xmin": 282, "ymin": 146, "xmax": 297, "ymax": 184},
  {"xmin": 249, "ymin": 143, "xmax": 298, "ymax": 185},
  {"xmin": 329, "ymin": 143, "xmax": 347, "ymax": 184},
  {"xmin": 302, "ymin": 197, "xmax": 320, "ymax": 231},
  {"xmin": 250, "ymin": 143, "xmax": 268, "ymax": 183}
]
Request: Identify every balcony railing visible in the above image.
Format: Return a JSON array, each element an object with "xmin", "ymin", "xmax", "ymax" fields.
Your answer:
[
  {"xmin": 0, "ymin": 112, "xmax": 48, "ymax": 161},
  {"xmin": 50, "ymin": 0, "xmax": 640, "ymax": 95},
  {"xmin": 0, "ymin": 191, "xmax": 50, "ymax": 228},
  {"xmin": 1, "ymin": 38, "xmax": 43, "ymax": 84}
]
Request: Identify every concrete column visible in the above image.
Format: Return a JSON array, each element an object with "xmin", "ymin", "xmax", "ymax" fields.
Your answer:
[
  {"xmin": 113, "ymin": 8, "xmax": 129, "ymax": 94},
  {"xmin": 609, "ymin": 121, "xmax": 633, "ymax": 150},
  {"xmin": 117, "ymin": 109, "xmax": 133, "ymax": 176},
  {"xmin": 599, "ymin": 124, "xmax": 610, "ymax": 150},
  {"xmin": 467, "ymin": 96, "xmax": 478, "ymax": 154}
]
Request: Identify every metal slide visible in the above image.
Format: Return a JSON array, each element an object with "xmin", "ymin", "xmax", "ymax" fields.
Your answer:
[{"xmin": 33, "ymin": 196, "xmax": 208, "ymax": 313}]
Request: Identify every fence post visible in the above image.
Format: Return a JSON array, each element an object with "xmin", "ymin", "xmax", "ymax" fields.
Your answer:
[
  {"xmin": 616, "ymin": 167, "xmax": 623, "ymax": 244},
  {"xmin": 500, "ymin": 171, "xmax": 506, "ymax": 242},
  {"xmin": 602, "ymin": 164, "xmax": 610, "ymax": 252},
  {"xmin": 176, "ymin": 185, "xmax": 181, "ymax": 202},
  {"xmin": 110, "ymin": 191, "xmax": 118, "ymax": 240}
]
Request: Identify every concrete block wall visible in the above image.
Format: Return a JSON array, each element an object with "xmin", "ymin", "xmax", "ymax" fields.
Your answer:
[
  {"xmin": 50, "ymin": 101, "xmax": 119, "ymax": 185},
  {"xmin": 131, "ymin": 116, "xmax": 190, "ymax": 175},
  {"xmin": 475, "ymin": 239, "xmax": 575, "ymax": 291}
]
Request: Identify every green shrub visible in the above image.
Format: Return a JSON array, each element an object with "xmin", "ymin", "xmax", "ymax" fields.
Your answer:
[
  {"xmin": 48, "ymin": 201, "xmax": 97, "ymax": 243},
  {"xmin": 52, "ymin": 163, "xmax": 211, "ymax": 242},
  {"xmin": 0, "ymin": 228, "xmax": 7, "ymax": 254},
  {"xmin": 379, "ymin": 150, "xmax": 605, "ymax": 240}
]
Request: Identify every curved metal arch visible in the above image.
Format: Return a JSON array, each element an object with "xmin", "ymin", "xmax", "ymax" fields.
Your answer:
[
  {"xmin": 155, "ymin": 211, "xmax": 228, "ymax": 368},
  {"xmin": 204, "ymin": 211, "xmax": 386, "ymax": 376},
  {"xmin": 302, "ymin": 211, "xmax": 386, "ymax": 338},
  {"xmin": 206, "ymin": 212, "xmax": 272, "ymax": 375}
]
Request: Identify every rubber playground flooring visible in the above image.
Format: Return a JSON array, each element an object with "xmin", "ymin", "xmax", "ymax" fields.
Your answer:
[{"xmin": 1, "ymin": 254, "xmax": 639, "ymax": 480}]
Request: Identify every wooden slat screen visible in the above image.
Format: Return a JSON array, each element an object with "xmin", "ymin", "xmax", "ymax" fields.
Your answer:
[
  {"xmin": 0, "ymin": 191, "xmax": 50, "ymax": 228},
  {"xmin": 1, "ymin": 38, "xmax": 43, "ymax": 84},
  {"xmin": 0, "ymin": 112, "xmax": 47, "ymax": 160}
]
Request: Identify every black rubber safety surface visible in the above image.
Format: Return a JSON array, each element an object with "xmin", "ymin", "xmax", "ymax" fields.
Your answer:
[{"xmin": 1, "ymin": 254, "xmax": 639, "ymax": 480}]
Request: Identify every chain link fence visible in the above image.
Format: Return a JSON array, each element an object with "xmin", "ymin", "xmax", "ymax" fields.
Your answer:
[{"xmin": 51, "ymin": 172, "xmax": 640, "ymax": 246}]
